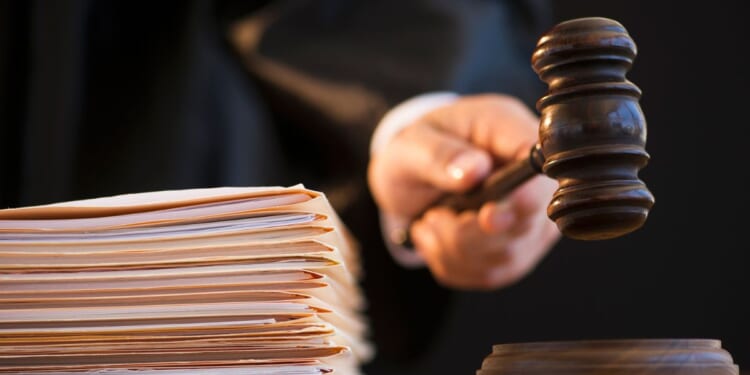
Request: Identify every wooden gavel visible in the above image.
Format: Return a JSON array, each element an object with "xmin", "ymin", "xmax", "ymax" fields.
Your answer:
[{"xmin": 401, "ymin": 17, "xmax": 655, "ymax": 244}]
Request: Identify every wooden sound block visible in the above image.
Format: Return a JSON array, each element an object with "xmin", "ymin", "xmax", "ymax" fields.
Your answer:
[{"xmin": 477, "ymin": 339, "xmax": 739, "ymax": 375}]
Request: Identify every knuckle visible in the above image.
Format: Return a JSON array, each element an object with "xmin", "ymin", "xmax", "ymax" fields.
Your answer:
[
  {"xmin": 397, "ymin": 121, "xmax": 428, "ymax": 139},
  {"xmin": 422, "ymin": 208, "xmax": 448, "ymax": 224},
  {"xmin": 477, "ymin": 93, "xmax": 526, "ymax": 111},
  {"xmin": 499, "ymin": 96, "xmax": 528, "ymax": 113},
  {"xmin": 471, "ymin": 93, "xmax": 507, "ymax": 103},
  {"xmin": 510, "ymin": 218, "xmax": 535, "ymax": 236}
]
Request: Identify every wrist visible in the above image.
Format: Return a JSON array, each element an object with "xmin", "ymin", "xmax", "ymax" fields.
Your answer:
[
  {"xmin": 370, "ymin": 91, "xmax": 459, "ymax": 268},
  {"xmin": 370, "ymin": 92, "xmax": 459, "ymax": 156}
]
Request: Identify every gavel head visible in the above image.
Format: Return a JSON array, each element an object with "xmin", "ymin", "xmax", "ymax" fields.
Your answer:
[{"xmin": 531, "ymin": 17, "xmax": 655, "ymax": 240}]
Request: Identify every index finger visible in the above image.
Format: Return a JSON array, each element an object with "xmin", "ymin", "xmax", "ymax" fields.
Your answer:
[{"xmin": 423, "ymin": 94, "xmax": 539, "ymax": 163}]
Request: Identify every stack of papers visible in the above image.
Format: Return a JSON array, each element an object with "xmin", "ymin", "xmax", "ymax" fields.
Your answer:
[{"xmin": 0, "ymin": 186, "xmax": 371, "ymax": 374}]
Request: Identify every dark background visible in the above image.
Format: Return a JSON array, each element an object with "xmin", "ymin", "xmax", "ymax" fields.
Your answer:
[{"xmin": 462, "ymin": 0, "xmax": 750, "ymax": 367}]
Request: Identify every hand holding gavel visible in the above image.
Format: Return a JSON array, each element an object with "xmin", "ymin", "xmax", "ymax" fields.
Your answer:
[
  {"xmin": 418, "ymin": 17, "xmax": 655, "ymax": 241},
  {"xmin": 368, "ymin": 17, "xmax": 654, "ymax": 289}
]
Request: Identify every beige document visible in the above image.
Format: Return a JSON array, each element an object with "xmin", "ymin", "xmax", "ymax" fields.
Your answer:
[{"xmin": 0, "ymin": 186, "xmax": 371, "ymax": 374}]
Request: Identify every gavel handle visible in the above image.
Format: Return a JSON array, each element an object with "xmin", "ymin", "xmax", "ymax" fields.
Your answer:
[{"xmin": 396, "ymin": 145, "xmax": 544, "ymax": 247}]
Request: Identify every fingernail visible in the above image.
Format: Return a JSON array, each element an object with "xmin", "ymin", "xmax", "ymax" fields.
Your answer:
[{"xmin": 447, "ymin": 151, "xmax": 490, "ymax": 181}]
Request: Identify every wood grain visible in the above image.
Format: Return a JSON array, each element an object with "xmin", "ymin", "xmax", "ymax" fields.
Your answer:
[{"xmin": 477, "ymin": 339, "xmax": 739, "ymax": 375}]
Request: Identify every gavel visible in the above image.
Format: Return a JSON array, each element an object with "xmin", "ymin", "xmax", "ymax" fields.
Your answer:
[{"xmin": 399, "ymin": 17, "xmax": 655, "ymax": 244}]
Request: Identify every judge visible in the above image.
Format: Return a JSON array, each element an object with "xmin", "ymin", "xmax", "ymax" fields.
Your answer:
[{"xmin": 6, "ymin": 1, "xmax": 722, "ymax": 375}]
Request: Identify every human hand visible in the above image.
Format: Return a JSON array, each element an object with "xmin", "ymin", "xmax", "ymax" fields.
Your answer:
[{"xmin": 368, "ymin": 94, "xmax": 560, "ymax": 290}]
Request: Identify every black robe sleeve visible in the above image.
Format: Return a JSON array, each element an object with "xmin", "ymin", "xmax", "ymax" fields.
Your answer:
[{"xmin": 0, "ymin": 1, "xmax": 549, "ymax": 373}]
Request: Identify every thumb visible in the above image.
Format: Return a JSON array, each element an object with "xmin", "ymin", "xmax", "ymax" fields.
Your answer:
[{"xmin": 388, "ymin": 122, "xmax": 493, "ymax": 192}]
